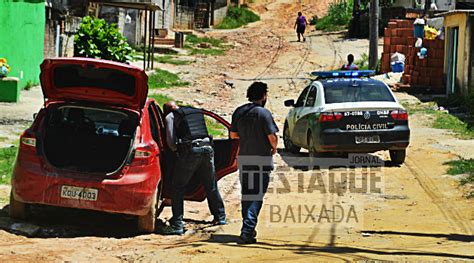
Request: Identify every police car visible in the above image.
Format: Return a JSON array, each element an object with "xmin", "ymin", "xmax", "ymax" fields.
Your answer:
[{"xmin": 283, "ymin": 70, "xmax": 410, "ymax": 164}]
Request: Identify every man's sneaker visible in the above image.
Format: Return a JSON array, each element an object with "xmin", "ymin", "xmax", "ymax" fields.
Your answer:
[
  {"xmin": 238, "ymin": 232, "xmax": 257, "ymax": 244},
  {"xmin": 160, "ymin": 225, "xmax": 184, "ymax": 235},
  {"xmin": 212, "ymin": 217, "xmax": 227, "ymax": 226}
]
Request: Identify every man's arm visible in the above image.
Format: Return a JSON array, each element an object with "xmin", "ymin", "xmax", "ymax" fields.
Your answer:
[
  {"xmin": 262, "ymin": 110, "xmax": 279, "ymax": 155},
  {"xmin": 267, "ymin": 133, "xmax": 278, "ymax": 155},
  {"xmin": 165, "ymin": 114, "xmax": 177, "ymax": 152}
]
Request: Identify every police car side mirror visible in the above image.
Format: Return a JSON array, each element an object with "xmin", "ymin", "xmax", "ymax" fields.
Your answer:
[{"xmin": 284, "ymin": 99, "xmax": 295, "ymax": 107}]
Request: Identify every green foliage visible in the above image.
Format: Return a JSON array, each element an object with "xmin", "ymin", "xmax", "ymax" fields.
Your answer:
[
  {"xmin": 309, "ymin": 15, "xmax": 319, "ymax": 26},
  {"xmin": 148, "ymin": 69, "xmax": 189, "ymax": 89},
  {"xmin": 354, "ymin": 53, "xmax": 369, "ymax": 70},
  {"xmin": 74, "ymin": 16, "xmax": 133, "ymax": 63},
  {"xmin": 316, "ymin": 0, "xmax": 353, "ymax": 32},
  {"xmin": 216, "ymin": 6, "xmax": 260, "ymax": 29},
  {"xmin": 0, "ymin": 146, "xmax": 17, "ymax": 185},
  {"xmin": 148, "ymin": 93, "xmax": 174, "ymax": 107}
]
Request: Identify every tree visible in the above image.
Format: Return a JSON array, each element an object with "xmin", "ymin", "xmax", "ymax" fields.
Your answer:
[{"xmin": 74, "ymin": 16, "xmax": 132, "ymax": 63}]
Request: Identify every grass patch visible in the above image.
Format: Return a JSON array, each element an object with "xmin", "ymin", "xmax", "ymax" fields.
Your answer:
[
  {"xmin": 186, "ymin": 34, "xmax": 223, "ymax": 47},
  {"xmin": 444, "ymin": 159, "xmax": 474, "ymax": 198},
  {"xmin": 148, "ymin": 93, "xmax": 174, "ymax": 107},
  {"xmin": 184, "ymin": 34, "xmax": 227, "ymax": 56},
  {"xmin": 445, "ymin": 159, "xmax": 474, "ymax": 177},
  {"xmin": 154, "ymin": 55, "xmax": 193, "ymax": 65},
  {"xmin": 205, "ymin": 117, "xmax": 227, "ymax": 138},
  {"xmin": 215, "ymin": 6, "xmax": 260, "ymax": 29},
  {"xmin": 189, "ymin": 48, "xmax": 226, "ymax": 56},
  {"xmin": 433, "ymin": 112, "xmax": 474, "ymax": 139},
  {"xmin": 148, "ymin": 69, "xmax": 189, "ymax": 89},
  {"xmin": 316, "ymin": 0, "xmax": 352, "ymax": 32},
  {"xmin": 0, "ymin": 146, "xmax": 18, "ymax": 184},
  {"xmin": 402, "ymin": 102, "xmax": 474, "ymax": 139}
]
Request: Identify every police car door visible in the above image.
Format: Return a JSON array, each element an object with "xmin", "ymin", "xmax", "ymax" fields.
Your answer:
[
  {"xmin": 292, "ymin": 85, "xmax": 316, "ymax": 146},
  {"xmin": 289, "ymin": 86, "xmax": 310, "ymax": 146}
]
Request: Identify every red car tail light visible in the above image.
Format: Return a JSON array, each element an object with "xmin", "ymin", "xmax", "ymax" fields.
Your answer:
[
  {"xmin": 319, "ymin": 112, "xmax": 343, "ymax": 122},
  {"xmin": 21, "ymin": 137, "xmax": 36, "ymax": 147},
  {"xmin": 131, "ymin": 144, "xmax": 155, "ymax": 166},
  {"xmin": 391, "ymin": 110, "xmax": 408, "ymax": 120},
  {"xmin": 19, "ymin": 131, "xmax": 37, "ymax": 153}
]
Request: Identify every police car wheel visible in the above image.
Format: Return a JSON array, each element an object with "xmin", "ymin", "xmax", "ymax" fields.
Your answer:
[
  {"xmin": 307, "ymin": 131, "xmax": 317, "ymax": 158},
  {"xmin": 389, "ymin": 150, "xmax": 406, "ymax": 165},
  {"xmin": 283, "ymin": 123, "xmax": 300, "ymax": 153}
]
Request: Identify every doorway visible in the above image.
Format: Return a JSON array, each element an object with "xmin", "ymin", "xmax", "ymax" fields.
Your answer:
[{"xmin": 446, "ymin": 27, "xmax": 459, "ymax": 95}]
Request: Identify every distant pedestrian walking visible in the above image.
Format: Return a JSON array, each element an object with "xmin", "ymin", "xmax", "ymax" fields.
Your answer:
[{"xmin": 294, "ymin": 12, "xmax": 308, "ymax": 42}]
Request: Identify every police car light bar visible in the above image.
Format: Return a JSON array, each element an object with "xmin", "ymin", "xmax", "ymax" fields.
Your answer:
[{"xmin": 311, "ymin": 70, "xmax": 375, "ymax": 78}]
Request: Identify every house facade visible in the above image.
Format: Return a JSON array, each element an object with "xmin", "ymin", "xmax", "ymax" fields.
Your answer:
[
  {"xmin": 440, "ymin": 10, "xmax": 474, "ymax": 95},
  {"xmin": 0, "ymin": 0, "xmax": 45, "ymax": 88}
]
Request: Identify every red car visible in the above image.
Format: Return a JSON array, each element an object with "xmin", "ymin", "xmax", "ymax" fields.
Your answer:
[{"xmin": 10, "ymin": 58, "xmax": 239, "ymax": 233}]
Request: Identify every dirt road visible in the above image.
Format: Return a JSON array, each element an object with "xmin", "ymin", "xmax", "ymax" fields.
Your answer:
[{"xmin": 0, "ymin": 0, "xmax": 473, "ymax": 261}]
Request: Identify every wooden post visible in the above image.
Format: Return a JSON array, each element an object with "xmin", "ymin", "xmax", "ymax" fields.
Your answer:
[{"xmin": 369, "ymin": 0, "xmax": 379, "ymax": 69}]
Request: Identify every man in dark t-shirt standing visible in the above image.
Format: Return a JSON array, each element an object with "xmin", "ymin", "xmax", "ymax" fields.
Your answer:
[{"xmin": 230, "ymin": 81, "xmax": 278, "ymax": 244}]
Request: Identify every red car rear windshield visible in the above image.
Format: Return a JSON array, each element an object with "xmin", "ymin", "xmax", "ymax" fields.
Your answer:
[
  {"xmin": 323, "ymin": 81, "xmax": 395, "ymax": 104},
  {"xmin": 53, "ymin": 64, "xmax": 136, "ymax": 96}
]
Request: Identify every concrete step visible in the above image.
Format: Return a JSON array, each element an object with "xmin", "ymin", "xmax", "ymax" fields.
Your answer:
[{"xmin": 154, "ymin": 38, "xmax": 175, "ymax": 46}]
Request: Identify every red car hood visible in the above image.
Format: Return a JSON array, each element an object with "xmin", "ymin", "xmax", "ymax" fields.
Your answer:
[{"xmin": 40, "ymin": 58, "xmax": 148, "ymax": 112}]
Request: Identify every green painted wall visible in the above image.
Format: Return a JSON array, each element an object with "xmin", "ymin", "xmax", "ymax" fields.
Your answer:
[{"xmin": 0, "ymin": 0, "xmax": 45, "ymax": 88}]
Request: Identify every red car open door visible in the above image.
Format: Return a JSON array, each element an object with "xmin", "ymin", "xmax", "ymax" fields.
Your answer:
[{"xmin": 157, "ymin": 106, "xmax": 239, "ymax": 202}]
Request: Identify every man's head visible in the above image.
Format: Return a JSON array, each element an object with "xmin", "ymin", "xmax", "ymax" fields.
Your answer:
[
  {"xmin": 298, "ymin": 12, "xmax": 302, "ymax": 16},
  {"xmin": 347, "ymin": 54, "xmax": 354, "ymax": 64},
  {"xmin": 247, "ymin": 81, "xmax": 268, "ymax": 106},
  {"xmin": 163, "ymin": 101, "xmax": 179, "ymax": 116}
]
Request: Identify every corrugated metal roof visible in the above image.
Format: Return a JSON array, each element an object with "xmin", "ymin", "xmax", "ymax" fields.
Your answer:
[
  {"xmin": 435, "ymin": 9, "xmax": 474, "ymax": 17},
  {"xmin": 90, "ymin": 0, "xmax": 162, "ymax": 11}
]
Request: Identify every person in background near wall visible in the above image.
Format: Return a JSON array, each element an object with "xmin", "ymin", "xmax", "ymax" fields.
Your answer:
[
  {"xmin": 230, "ymin": 82, "xmax": 278, "ymax": 244},
  {"xmin": 341, "ymin": 54, "xmax": 359, "ymax": 70},
  {"xmin": 294, "ymin": 12, "xmax": 308, "ymax": 42}
]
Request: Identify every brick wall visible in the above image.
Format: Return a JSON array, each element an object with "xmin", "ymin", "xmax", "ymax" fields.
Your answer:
[{"xmin": 381, "ymin": 19, "xmax": 445, "ymax": 93}]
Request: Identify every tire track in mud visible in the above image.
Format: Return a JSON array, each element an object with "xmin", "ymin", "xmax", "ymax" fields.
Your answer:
[
  {"xmin": 325, "ymin": 34, "xmax": 344, "ymax": 70},
  {"xmin": 405, "ymin": 157, "xmax": 473, "ymax": 235},
  {"xmin": 255, "ymin": 30, "xmax": 284, "ymax": 80}
]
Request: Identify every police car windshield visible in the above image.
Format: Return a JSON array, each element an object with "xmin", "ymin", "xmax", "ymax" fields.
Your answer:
[{"xmin": 323, "ymin": 80, "xmax": 395, "ymax": 104}]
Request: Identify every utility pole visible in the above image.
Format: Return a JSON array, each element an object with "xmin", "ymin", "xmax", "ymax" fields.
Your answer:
[{"xmin": 369, "ymin": 0, "xmax": 379, "ymax": 69}]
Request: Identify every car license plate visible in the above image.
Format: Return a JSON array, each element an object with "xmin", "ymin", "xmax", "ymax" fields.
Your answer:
[
  {"xmin": 60, "ymin": 185, "xmax": 98, "ymax": 201},
  {"xmin": 355, "ymin": 135, "xmax": 380, "ymax": 144}
]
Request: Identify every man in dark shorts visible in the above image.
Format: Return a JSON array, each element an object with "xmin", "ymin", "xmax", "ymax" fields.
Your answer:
[
  {"xmin": 230, "ymin": 82, "xmax": 278, "ymax": 244},
  {"xmin": 294, "ymin": 11, "xmax": 308, "ymax": 42}
]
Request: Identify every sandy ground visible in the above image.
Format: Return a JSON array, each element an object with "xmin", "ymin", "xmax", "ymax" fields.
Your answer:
[{"xmin": 0, "ymin": 0, "xmax": 473, "ymax": 261}]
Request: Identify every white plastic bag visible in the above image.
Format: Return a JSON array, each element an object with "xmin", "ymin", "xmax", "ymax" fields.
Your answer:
[
  {"xmin": 391, "ymin": 52, "xmax": 406, "ymax": 64},
  {"xmin": 415, "ymin": 38, "xmax": 423, "ymax": 48}
]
